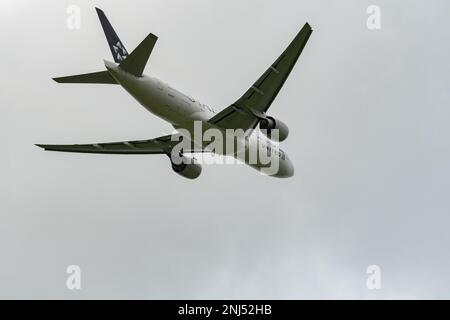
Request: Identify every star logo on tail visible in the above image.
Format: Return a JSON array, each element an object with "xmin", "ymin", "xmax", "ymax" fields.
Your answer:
[{"xmin": 113, "ymin": 41, "xmax": 128, "ymax": 62}]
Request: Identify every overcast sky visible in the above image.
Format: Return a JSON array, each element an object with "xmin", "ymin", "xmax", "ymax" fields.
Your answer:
[{"xmin": 1, "ymin": 0, "xmax": 450, "ymax": 299}]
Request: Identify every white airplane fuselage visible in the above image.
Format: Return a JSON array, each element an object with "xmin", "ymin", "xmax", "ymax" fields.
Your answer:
[{"xmin": 105, "ymin": 60, "xmax": 294, "ymax": 178}]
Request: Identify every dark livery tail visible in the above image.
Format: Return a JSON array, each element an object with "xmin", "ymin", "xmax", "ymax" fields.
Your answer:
[
  {"xmin": 53, "ymin": 8, "xmax": 157, "ymax": 84},
  {"xmin": 95, "ymin": 7, "xmax": 129, "ymax": 63}
]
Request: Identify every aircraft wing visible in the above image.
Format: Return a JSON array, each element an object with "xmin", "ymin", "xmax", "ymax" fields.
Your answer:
[
  {"xmin": 209, "ymin": 23, "xmax": 312, "ymax": 131},
  {"xmin": 36, "ymin": 134, "xmax": 204, "ymax": 155}
]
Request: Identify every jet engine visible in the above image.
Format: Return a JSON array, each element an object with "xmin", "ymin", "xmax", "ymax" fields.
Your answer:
[
  {"xmin": 259, "ymin": 117, "xmax": 289, "ymax": 142},
  {"xmin": 170, "ymin": 156, "xmax": 202, "ymax": 180}
]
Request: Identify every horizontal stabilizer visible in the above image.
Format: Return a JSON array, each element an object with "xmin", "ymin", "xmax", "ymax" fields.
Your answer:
[
  {"xmin": 53, "ymin": 71, "xmax": 118, "ymax": 84},
  {"xmin": 119, "ymin": 33, "xmax": 158, "ymax": 77}
]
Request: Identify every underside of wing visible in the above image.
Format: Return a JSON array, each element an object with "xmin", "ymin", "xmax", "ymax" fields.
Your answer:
[
  {"xmin": 210, "ymin": 23, "xmax": 313, "ymax": 131},
  {"xmin": 36, "ymin": 134, "xmax": 204, "ymax": 155},
  {"xmin": 53, "ymin": 71, "xmax": 118, "ymax": 84}
]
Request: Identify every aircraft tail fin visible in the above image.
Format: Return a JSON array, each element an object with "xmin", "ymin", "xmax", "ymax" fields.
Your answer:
[
  {"xmin": 53, "ymin": 8, "xmax": 157, "ymax": 83},
  {"xmin": 96, "ymin": 7, "xmax": 129, "ymax": 63},
  {"xmin": 96, "ymin": 7, "xmax": 158, "ymax": 77},
  {"xmin": 53, "ymin": 71, "xmax": 118, "ymax": 84},
  {"xmin": 119, "ymin": 33, "xmax": 158, "ymax": 77}
]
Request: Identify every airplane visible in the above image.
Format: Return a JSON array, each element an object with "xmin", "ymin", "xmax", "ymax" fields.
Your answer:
[{"xmin": 36, "ymin": 8, "xmax": 313, "ymax": 179}]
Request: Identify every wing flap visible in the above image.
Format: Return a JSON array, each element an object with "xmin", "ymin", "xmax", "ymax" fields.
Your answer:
[
  {"xmin": 36, "ymin": 134, "xmax": 204, "ymax": 155},
  {"xmin": 36, "ymin": 141, "xmax": 165, "ymax": 154}
]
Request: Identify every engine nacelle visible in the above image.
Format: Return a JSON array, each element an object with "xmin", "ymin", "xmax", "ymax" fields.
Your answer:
[
  {"xmin": 259, "ymin": 117, "xmax": 289, "ymax": 142},
  {"xmin": 171, "ymin": 156, "xmax": 202, "ymax": 180}
]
